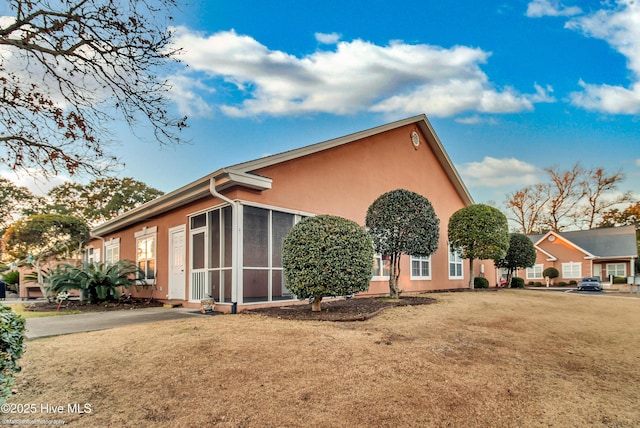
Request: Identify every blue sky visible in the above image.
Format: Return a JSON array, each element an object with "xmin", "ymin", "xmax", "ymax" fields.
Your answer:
[{"xmin": 3, "ymin": 0, "xmax": 640, "ymax": 207}]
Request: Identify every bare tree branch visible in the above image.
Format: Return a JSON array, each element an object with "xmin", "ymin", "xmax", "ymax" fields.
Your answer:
[
  {"xmin": 504, "ymin": 183, "xmax": 550, "ymax": 234},
  {"xmin": 0, "ymin": 0, "xmax": 187, "ymax": 177},
  {"xmin": 543, "ymin": 163, "xmax": 585, "ymax": 232}
]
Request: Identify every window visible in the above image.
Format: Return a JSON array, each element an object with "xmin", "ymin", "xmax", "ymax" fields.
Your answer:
[
  {"xmin": 526, "ymin": 264, "xmax": 544, "ymax": 280},
  {"xmin": 606, "ymin": 263, "xmax": 626, "ymax": 278},
  {"xmin": 372, "ymin": 254, "xmax": 390, "ymax": 279},
  {"xmin": 85, "ymin": 247, "xmax": 100, "ymax": 264},
  {"xmin": 562, "ymin": 262, "xmax": 581, "ymax": 279},
  {"xmin": 105, "ymin": 238, "xmax": 120, "ymax": 265},
  {"xmin": 135, "ymin": 227, "xmax": 157, "ymax": 282},
  {"xmin": 411, "ymin": 255, "xmax": 431, "ymax": 279},
  {"xmin": 448, "ymin": 245, "xmax": 463, "ymax": 279}
]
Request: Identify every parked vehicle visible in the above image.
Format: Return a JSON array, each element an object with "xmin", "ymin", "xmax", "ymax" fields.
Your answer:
[{"xmin": 577, "ymin": 277, "xmax": 602, "ymax": 292}]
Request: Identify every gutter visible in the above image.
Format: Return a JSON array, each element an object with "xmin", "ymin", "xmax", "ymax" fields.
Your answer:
[{"xmin": 209, "ymin": 178, "xmax": 239, "ymax": 314}]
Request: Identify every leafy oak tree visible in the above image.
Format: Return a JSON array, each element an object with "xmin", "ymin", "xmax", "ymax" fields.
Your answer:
[
  {"xmin": 494, "ymin": 233, "xmax": 536, "ymax": 288},
  {"xmin": 282, "ymin": 215, "xmax": 373, "ymax": 312},
  {"xmin": 0, "ymin": 177, "xmax": 43, "ymax": 231},
  {"xmin": 47, "ymin": 177, "xmax": 164, "ymax": 226},
  {"xmin": 366, "ymin": 189, "xmax": 440, "ymax": 298},
  {"xmin": 2, "ymin": 214, "xmax": 90, "ymax": 297},
  {"xmin": 0, "ymin": 0, "xmax": 186, "ymax": 177},
  {"xmin": 448, "ymin": 204, "xmax": 509, "ymax": 289}
]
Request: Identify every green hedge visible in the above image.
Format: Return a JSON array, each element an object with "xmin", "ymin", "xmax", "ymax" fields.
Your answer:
[
  {"xmin": 474, "ymin": 277, "xmax": 489, "ymax": 289},
  {"xmin": 0, "ymin": 304, "xmax": 26, "ymax": 403},
  {"xmin": 511, "ymin": 277, "xmax": 525, "ymax": 288}
]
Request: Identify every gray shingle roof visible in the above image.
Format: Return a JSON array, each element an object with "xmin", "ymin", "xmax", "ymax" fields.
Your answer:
[{"xmin": 529, "ymin": 225, "xmax": 638, "ymax": 258}]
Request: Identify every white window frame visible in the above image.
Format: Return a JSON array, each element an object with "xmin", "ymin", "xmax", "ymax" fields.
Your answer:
[
  {"xmin": 104, "ymin": 238, "xmax": 120, "ymax": 265},
  {"xmin": 135, "ymin": 226, "xmax": 157, "ymax": 284},
  {"xmin": 372, "ymin": 254, "xmax": 390, "ymax": 281},
  {"xmin": 526, "ymin": 264, "xmax": 544, "ymax": 280},
  {"xmin": 85, "ymin": 247, "xmax": 100, "ymax": 264},
  {"xmin": 448, "ymin": 245, "xmax": 463, "ymax": 280},
  {"xmin": 562, "ymin": 262, "xmax": 582, "ymax": 279},
  {"xmin": 606, "ymin": 263, "xmax": 626, "ymax": 278},
  {"xmin": 410, "ymin": 255, "xmax": 432, "ymax": 280}
]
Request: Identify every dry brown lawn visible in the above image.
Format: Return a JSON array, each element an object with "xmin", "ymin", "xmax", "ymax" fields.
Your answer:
[{"xmin": 6, "ymin": 290, "xmax": 640, "ymax": 427}]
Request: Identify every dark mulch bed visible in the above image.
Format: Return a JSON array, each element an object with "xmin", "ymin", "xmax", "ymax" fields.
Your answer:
[
  {"xmin": 245, "ymin": 296, "xmax": 436, "ymax": 321},
  {"xmin": 23, "ymin": 298, "xmax": 164, "ymax": 313}
]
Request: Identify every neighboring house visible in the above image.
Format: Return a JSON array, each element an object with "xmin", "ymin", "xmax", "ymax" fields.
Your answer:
[
  {"xmin": 525, "ymin": 226, "xmax": 638, "ymax": 285},
  {"xmin": 88, "ymin": 114, "xmax": 489, "ymax": 311}
]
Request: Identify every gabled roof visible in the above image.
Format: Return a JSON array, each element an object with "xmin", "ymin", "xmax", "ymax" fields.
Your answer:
[
  {"xmin": 91, "ymin": 114, "xmax": 473, "ymax": 236},
  {"xmin": 528, "ymin": 225, "xmax": 638, "ymax": 260}
]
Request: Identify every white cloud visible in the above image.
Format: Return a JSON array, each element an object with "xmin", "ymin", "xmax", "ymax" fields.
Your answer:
[
  {"xmin": 315, "ymin": 32, "xmax": 341, "ymax": 44},
  {"xmin": 458, "ymin": 157, "xmax": 541, "ymax": 187},
  {"xmin": 166, "ymin": 74, "xmax": 215, "ymax": 118},
  {"xmin": 454, "ymin": 115, "xmax": 499, "ymax": 125},
  {"xmin": 526, "ymin": 0, "xmax": 582, "ymax": 18},
  {"xmin": 169, "ymin": 28, "xmax": 554, "ymax": 118},
  {"xmin": 0, "ymin": 169, "xmax": 69, "ymax": 197},
  {"xmin": 565, "ymin": 1, "xmax": 640, "ymax": 114}
]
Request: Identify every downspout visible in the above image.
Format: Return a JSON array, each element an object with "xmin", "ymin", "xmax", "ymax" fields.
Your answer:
[
  {"xmin": 90, "ymin": 234, "xmax": 106, "ymax": 262},
  {"xmin": 209, "ymin": 178, "xmax": 239, "ymax": 313}
]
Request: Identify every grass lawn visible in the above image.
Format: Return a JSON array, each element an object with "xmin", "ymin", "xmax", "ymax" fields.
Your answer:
[
  {"xmin": 7, "ymin": 290, "xmax": 640, "ymax": 427},
  {"xmin": 5, "ymin": 303, "xmax": 82, "ymax": 318}
]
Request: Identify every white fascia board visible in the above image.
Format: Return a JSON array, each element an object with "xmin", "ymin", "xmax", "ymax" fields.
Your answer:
[{"xmin": 215, "ymin": 169, "xmax": 272, "ymax": 191}]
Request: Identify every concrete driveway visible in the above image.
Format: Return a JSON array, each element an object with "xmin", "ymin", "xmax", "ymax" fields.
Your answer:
[{"xmin": 25, "ymin": 307, "xmax": 200, "ymax": 339}]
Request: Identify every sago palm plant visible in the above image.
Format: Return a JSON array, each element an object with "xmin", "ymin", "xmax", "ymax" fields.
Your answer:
[{"xmin": 46, "ymin": 260, "xmax": 146, "ymax": 304}]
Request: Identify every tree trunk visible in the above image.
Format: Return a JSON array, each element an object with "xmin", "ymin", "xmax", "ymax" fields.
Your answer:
[
  {"xmin": 469, "ymin": 257, "xmax": 475, "ymax": 289},
  {"xmin": 505, "ymin": 267, "xmax": 513, "ymax": 288},
  {"xmin": 311, "ymin": 296, "xmax": 323, "ymax": 312},
  {"xmin": 35, "ymin": 257, "xmax": 52, "ymax": 302},
  {"xmin": 388, "ymin": 253, "xmax": 401, "ymax": 298}
]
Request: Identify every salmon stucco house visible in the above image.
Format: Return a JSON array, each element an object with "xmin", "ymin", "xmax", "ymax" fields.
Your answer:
[
  {"xmin": 87, "ymin": 115, "xmax": 489, "ymax": 311},
  {"xmin": 526, "ymin": 226, "xmax": 638, "ymax": 286}
]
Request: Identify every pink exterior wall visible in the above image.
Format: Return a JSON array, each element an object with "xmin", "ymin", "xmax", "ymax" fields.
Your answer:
[
  {"xmin": 534, "ymin": 238, "xmax": 590, "ymax": 282},
  {"xmin": 87, "ymin": 121, "xmax": 486, "ymax": 308},
  {"xmin": 231, "ymin": 124, "xmax": 477, "ymax": 292}
]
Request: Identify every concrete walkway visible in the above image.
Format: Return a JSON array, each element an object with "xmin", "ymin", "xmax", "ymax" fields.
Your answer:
[{"xmin": 24, "ymin": 307, "xmax": 199, "ymax": 339}]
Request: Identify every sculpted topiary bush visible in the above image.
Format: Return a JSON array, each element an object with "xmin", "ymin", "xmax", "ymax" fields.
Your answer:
[
  {"xmin": 543, "ymin": 267, "xmax": 559, "ymax": 282},
  {"xmin": 282, "ymin": 215, "xmax": 374, "ymax": 312},
  {"xmin": 366, "ymin": 189, "xmax": 440, "ymax": 298},
  {"xmin": 511, "ymin": 277, "xmax": 525, "ymax": 288},
  {"xmin": 0, "ymin": 304, "xmax": 26, "ymax": 404},
  {"xmin": 474, "ymin": 277, "xmax": 489, "ymax": 289}
]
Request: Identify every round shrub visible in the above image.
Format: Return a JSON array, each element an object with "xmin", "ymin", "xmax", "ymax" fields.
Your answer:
[
  {"xmin": 534, "ymin": 281, "xmax": 542, "ymax": 287},
  {"xmin": 543, "ymin": 267, "xmax": 559, "ymax": 279},
  {"xmin": 510, "ymin": 277, "xmax": 525, "ymax": 288},
  {"xmin": 0, "ymin": 304, "xmax": 26, "ymax": 403},
  {"xmin": 282, "ymin": 215, "xmax": 374, "ymax": 311},
  {"xmin": 1, "ymin": 271, "xmax": 19, "ymax": 286},
  {"xmin": 558, "ymin": 281, "xmax": 567, "ymax": 287},
  {"xmin": 1, "ymin": 271, "xmax": 20, "ymax": 293},
  {"xmin": 569, "ymin": 280, "xmax": 577, "ymax": 285},
  {"xmin": 474, "ymin": 277, "xmax": 489, "ymax": 289}
]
